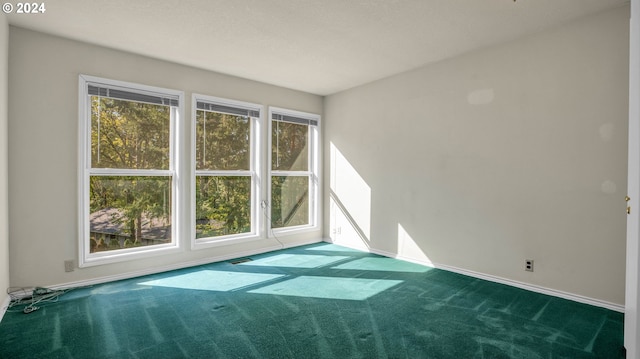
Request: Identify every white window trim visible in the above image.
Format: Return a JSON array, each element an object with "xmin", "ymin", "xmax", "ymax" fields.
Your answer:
[
  {"xmin": 267, "ymin": 106, "xmax": 321, "ymax": 236},
  {"xmin": 191, "ymin": 94, "xmax": 263, "ymax": 250},
  {"xmin": 78, "ymin": 75, "xmax": 184, "ymax": 267}
]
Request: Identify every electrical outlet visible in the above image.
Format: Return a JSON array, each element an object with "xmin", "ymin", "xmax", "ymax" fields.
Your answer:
[
  {"xmin": 64, "ymin": 260, "xmax": 74, "ymax": 272},
  {"xmin": 525, "ymin": 259, "xmax": 534, "ymax": 272}
]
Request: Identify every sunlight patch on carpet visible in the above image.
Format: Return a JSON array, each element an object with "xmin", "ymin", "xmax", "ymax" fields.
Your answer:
[
  {"xmin": 248, "ymin": 276, "xmax": 402, "ymax": 300},
  {"xmin": 238, "ymin": 254, "xmax": 349, "ymax": 268},
  {"xmin": 138, "ymin": 270, "xmax": 285, "ymax": 292}
]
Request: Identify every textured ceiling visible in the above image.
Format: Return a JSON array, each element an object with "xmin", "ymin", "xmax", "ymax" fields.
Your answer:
[{"xmin": 5, "ymin": 0, "xmax": 630, "ymax": 95}]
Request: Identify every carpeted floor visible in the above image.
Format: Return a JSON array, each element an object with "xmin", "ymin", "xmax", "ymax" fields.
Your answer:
[{"xmin": 0, "ymin": 243, "xmax": 625, "ymax": 358}]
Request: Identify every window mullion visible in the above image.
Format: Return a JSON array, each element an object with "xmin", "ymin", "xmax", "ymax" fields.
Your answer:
[
  {"xmin": 195, "ymin": 170, "xmax": 253, "ymax": 177},
  {"xmin": 90, "ymin": 168, "xmax": 174, "ymax": 176},
  {"xmin": 271, "ymin": 170, "xmax": 312, "ymax": 177}
]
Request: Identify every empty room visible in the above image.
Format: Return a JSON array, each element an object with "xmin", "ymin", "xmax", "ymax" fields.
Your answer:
[{"xmin": 1, "ymin": 0, "xmax": 639, "ymax": 358}]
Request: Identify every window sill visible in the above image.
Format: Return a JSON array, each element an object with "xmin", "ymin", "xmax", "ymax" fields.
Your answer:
[
  {"xmin": 192, "ymin": 233, "xmax": 262, "ymax": 250},
  {"xmin": 80, "ymin": 244, "xmax": 182, "ymax": 268},
  {"xmin": 271, "ymin": 224, "xmax": 320, "ymax": 237}
]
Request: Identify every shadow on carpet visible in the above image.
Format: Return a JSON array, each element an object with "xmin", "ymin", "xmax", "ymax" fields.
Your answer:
[{"xmin": 0, "ymin": 243, "xmax": 625, "ymax": 358}]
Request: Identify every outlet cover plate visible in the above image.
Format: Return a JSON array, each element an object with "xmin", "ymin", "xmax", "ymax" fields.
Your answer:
[
  {"xmin": 525, "ymin": 259, "xmax": 534, "ymax": 272},
  {"xmin": 64, "ymin": 260, "xmax": 74, "ymax": 272}
]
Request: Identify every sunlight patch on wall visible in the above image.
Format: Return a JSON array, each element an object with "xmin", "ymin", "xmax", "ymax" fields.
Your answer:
[
  {"xmin": 238, "ymin": 254, "xmax": 349, "ymax": 269},
  {"xmin": 329, "ymin": 196, "xmax": 371, "ymax": 251},
  {"xmin": 329, "ymin": 142, "xmax": 372, "ymax": 249},
  {"xmin": 139, "ymin": 270, "xmax": 284, "ymax": 292},
  {"xmin": 248, "ymin": 276, "xmax": 402, "ymax": 300},
  {"xmin": 398, "ymin": 223, "xmax": 434, "ymax": 267}
]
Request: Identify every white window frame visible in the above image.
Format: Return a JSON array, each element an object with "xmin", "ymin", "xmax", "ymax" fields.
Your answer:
[
  {"xmin": 191, "ymin": 95, "xmax": 263, "ymax": 249},
  {"xmin": 267, "ymin": 107, "xmax": 321, "ymax": 235},
  {"xmin": 78, "ymin": 75, "xmax": 184, "ymax": 267}
]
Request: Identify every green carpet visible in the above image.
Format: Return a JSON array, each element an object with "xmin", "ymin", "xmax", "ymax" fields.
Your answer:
[{"xmin": 0, "ymin": 243, "xmax": 624, "ymax": 358}]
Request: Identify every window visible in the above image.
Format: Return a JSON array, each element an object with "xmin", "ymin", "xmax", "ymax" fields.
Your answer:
[
  {"xmin": 269, "ymin": 108, "xmax": 320, "ymax": 232},
  {"xmin": 79, "ymin": 76, "xmax": 321, "ymax": 265},
  {"xmin": 79, "ymin": 75, "xmax": 182, "ymax": 266},
  {"xmin": 193, "ymin": 96, "xmax": 261, "ymax": 245}
]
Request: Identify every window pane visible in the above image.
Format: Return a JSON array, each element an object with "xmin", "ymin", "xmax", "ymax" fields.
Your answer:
[
  {"xmin": 272, "ymin": 121, "xmax": 308, "ymax": 171},
  {"xmin": 271, "ymin": 176, "xmax": 309, "ymax": 228},
  {"xmin": 89, "ymin": 176, "xmax": 172, "ymax": 253},
  {"xmin": 195, "ymin": 176, "xmax": 251, "ymax": 238},
  {"xmin": 196, "ymin": 110, "xmax": 250, "ymax": 171},
  {"xmin": 91, "ymin": 96, "xmax": 171, "ymax": 170}
]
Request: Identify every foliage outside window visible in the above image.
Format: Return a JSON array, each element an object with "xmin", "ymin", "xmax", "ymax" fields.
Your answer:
[
  {"xmin": 194, "ymin": 97, "xmax": 259, "ymax": 243},
  {"xmin": 80, "ymin": 76, "xmax": 181, "ymax": 265},
  {"xmin": 80, "ymin": 77, "xmax": 321, "ymax": 265},
  {"xmin": 270, "ymin": 109, "xmax": 320, "ymax": 231}
]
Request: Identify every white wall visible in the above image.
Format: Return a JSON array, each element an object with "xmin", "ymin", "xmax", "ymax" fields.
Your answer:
[
  {"xmin": 325, "ymin": 6, "xmax": 629, "ymax": 305},
  {"xmin": 7, "ymin": 27, "xmax": 323, "ymax": 287},
  {"xmin": 0, "ymin": 14, "xmax": 9, "ymax": 311}
]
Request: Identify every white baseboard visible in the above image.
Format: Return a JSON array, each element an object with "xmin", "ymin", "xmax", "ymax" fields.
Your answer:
[
  {"xmin": 0, "ymin": 293, "xmax": 9, "ymax": 323},
  {"xmin": 432, "ymin": 262, "xmax": 624, "ymax": 313},
  {"xmin": 46, "ymin": 238, "xmax": 323, "ymax": 292},
  {"xmin": 17, "ymin": 238, "xmax": 622, "ymax": 315},
  {"xmin": 0, "ymin": 241, "xmax": 308, "ymax": 319},
  {"xmin": 326, "ymin": 240, "xmax": 625, "ymax": 313}
]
